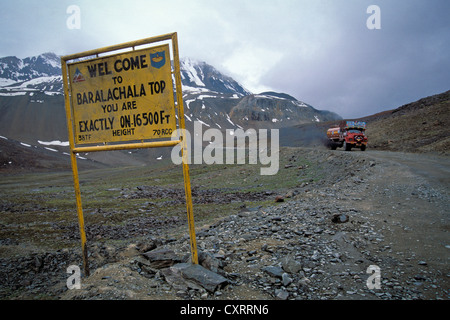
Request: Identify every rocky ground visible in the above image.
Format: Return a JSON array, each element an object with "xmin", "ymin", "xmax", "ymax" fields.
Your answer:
[{"xmin": 0, "ymin": 147, "xmax": 448, "ymax": 301}]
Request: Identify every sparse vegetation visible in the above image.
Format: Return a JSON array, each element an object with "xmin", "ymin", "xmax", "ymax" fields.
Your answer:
[{"xmin": 0, "ymin": 148, "xmax": 317, "ymax": 255}]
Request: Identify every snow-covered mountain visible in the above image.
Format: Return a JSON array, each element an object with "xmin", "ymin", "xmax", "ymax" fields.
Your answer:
[
  {"xmin": 0, "ymin": 54, "xmax": 249, "ymax": 99},
  {"xmin": 0, "ymin": 52, "xmax": 341, "ymax": 153},
  {"xmin": 180, "ymin": 57, "xmax": 251, "ymax": 96},
  {"xmin": 178, "ymin": 57, "xmax": 340, "ymax": 132},
  {"xmin": 0, "ymin": 52, "xmax": 60, "ymax": 83},
  {"xmin": 0, "ymin": 52, "xmax": 62, "ymax": 96}
]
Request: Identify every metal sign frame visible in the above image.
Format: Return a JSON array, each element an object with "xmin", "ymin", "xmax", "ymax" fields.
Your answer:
[
  {"xmin": 61, "ymin": 33, "xmax": 198, "ymax": 276},
  {"xmin": 67, "ymin": 43, "xmax": 177, "ymax": 145}
]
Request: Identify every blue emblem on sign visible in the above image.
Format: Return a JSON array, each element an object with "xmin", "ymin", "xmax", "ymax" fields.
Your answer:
[{"xmin": 150, "ymin": 51, "xmax": 166, "ymax": 69}]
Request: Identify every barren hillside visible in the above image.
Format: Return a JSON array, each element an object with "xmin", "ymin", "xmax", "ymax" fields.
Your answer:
[
  {"xmin": 363, "ymin": 90, "xmax": 450, "ymax": 154},
  {"xmin": 280, "ymin": 90, "xmax": 450, "ymax": 155}
]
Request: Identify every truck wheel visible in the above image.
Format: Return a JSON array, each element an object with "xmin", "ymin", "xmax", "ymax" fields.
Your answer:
[
  {"xmin": 344, "ymin": 142, "xmax": 351, "ymax": 151},
  {"xmin": 330, "ymin": 142, "xmax": 337, "ymax": 150},
  {"xmin": 361, "ymin": 145, "xmax": 366, "ymax": 151}
]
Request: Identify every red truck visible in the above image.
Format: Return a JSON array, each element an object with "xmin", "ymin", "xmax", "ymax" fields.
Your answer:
[{"xmin": 327, "ymin": 120, "xmax": 368, "ymax": 151}]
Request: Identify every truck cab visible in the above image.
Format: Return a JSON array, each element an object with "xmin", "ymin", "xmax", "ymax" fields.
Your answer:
[{"xmin": 327, "ymin": 121, "xmax": 368, "ymax": 151}]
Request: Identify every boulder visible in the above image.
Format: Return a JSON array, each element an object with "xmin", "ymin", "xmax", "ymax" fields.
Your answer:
[
  {"xmin": 262, "ymin": 265, "xmax": 284, "ymax": 278},
  {"xmin": 162, "ymin": 263, "xmax": 228, "ymax": 293},
  {"xmin": 332, "ymin": 214, "xmax": 349, "ymax": 223},
  {"xmin": 281, "ymin": 256, "xmax": 302, "ymax": 274},
  {"xmin": 141, "ymin": 247, "xmax": 182, "ymax": 269}
]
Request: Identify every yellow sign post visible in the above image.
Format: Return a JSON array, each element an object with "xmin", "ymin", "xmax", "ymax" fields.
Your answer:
[{"xmin": 61, "ymin": 33, "xmax": 198, "ymax": 276}]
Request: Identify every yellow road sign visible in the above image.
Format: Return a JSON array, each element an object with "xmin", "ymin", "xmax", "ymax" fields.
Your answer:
[
  {"xmin": 61, "ymin": 33, "xmax": 199, "ymax": 276},
  {"xmin": 68, "ymin": 44, "xmax": 176, "ymax": 145}
]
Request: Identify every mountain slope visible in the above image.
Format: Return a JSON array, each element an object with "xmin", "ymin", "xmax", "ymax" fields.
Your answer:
[
  {"xmin": 363, "ymin": 90, "xmax": 450, "ymax": 154},
  {"xmin": 0, "ymin": 52, "xmax": 342, "ymax": 167},
  {"xmin": 229, "ymin": 92, "xmax": 341, "ymax": 130},
  {"xmin": 0, "ymin": 135, "xmax": 103, "ymax": 172}
]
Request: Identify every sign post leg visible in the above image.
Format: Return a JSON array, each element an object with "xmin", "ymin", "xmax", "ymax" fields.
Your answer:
[
  {"xmin": 172, "ymin": 32, "xmax": 199, "ymax": 265},
  {"xmin": 70, "ymin": 152, "xmax": 90, "ymax": 276},
  {"xmin": 182, "ymin": 160, "xmax": 198, "ymax": 265},
  {"xmin": 61, "ymin": 59, "xmax": 90, "ymax": 277}
]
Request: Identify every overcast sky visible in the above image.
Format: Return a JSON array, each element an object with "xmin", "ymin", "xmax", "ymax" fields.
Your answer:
[{"xmin": 0, "ymin": 0, "xmax": 449, "ymax": 118}]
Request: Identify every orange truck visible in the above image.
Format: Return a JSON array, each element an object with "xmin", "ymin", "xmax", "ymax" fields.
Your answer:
[{"xmin": 327, "ymin": 121, "xmax": 368, "ymax": 151}]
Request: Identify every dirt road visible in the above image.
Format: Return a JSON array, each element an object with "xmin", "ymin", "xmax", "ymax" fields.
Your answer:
[
  {"xmin": 362, "ymin": 150, "xmax": 450, "ymax": 187},
  {"xmin": 328, "ymin": 149, "xmax": 449, "ymax": 299}
]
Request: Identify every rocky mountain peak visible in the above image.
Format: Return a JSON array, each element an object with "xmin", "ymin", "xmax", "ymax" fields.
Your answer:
[
  {"xmin": 180, "ymin": 57, "xmax": 251, "ymax": 97},
  {"xmin": 0, "ymin": 52, "xmax": 61, "ymax": 82}
]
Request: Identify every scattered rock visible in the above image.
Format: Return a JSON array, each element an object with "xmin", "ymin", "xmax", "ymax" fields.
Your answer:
[
  {"xmin": 282, "ymin": 273, "xmax": 293, "ymax": 286},
  {"xmin": 281, "ymin": 256, "xmax": 302, "ymax": 274},
  {"xmin": 284, "ymin": 190, "xmax": 294, "ymax": 198},
  {"xmin": 160, "ymin": 264, "xmax": 203, "ymax": 292},
  {"xmin": 136, "ymin": 240, "xmax": 158, "ymax": 253},
  {"xmin": 166, "ymin": 263, "xmax": 229, "ymax": 293},
  {"xmin": 262, "ymin": 266, "xmax": 284, "ymax": 278},
  {"xmin": 196, "ymin": 251, "xmax": 222, "ymax": 273},
  {"xmin": 141, "ymin": 247, "xmax": 182, "ymax": 269},
  {"xmin": 332, "ymin": 214, "xmax": 349, "ymax": 223},
  {"xmin": 275, "ymin": 288, "xmax": 289, "ymax": 300}
]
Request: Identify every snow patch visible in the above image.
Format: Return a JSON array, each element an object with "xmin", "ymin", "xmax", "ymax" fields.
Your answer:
[
  {"xmin": 38, "ymin": 140, "xmax": 69, "ymax": 147},
  {"xmin": 45, "ymin": 91, "xmax": 60, "ymax": 96},
  {"xmin": 226, "ymin": 115, "xmax": 235, "ymax": 126},
  {"xmin": 255, "ymin": 94, "xmax": 286, "ymax": 100},
  {"xmin": 0, "ymin": 78, "xmax": 17, "ymax": 87},
  {"xmin": 0, "ymin": 91, "xmax": 27, "ymax": 96},
  {"xmin": 196, "ymin": 119, "xmax": 210, "ymax": 127},
  {"xmin": 15, "ymin": 75, "xmax": 61, "ymax": 88},
  {"xmin": 185, "ymin": 99, "xmax": 195, "ymax": 109},
  {"xmin": 181, "ymin": 58, "xmax": 205, "ymax": 87},
  {"xmin": 197, "ymin": 95, "xmax": 217, "ymax": 100},
  {"xmin": 292, "ymin": 100, "xmax": 308, "ymax": 107}
]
